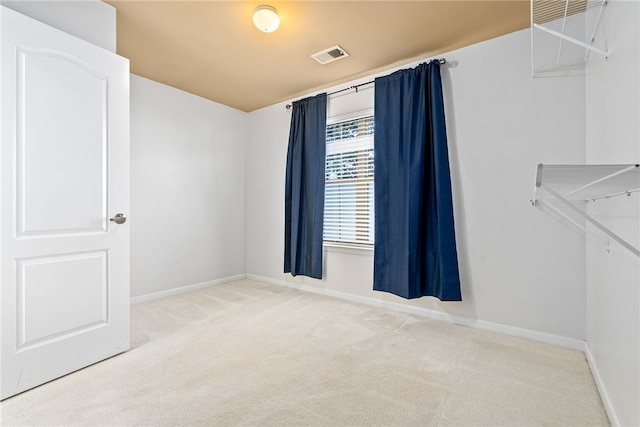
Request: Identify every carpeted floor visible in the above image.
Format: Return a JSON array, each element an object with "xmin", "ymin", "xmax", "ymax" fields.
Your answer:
[{"xmin": 1, "ymin": 279, "xmax": 609, "ymax": 426}]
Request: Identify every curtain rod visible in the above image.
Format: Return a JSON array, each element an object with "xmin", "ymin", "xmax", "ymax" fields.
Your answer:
[{"xmin": 285, "ymin": 58, "xmax": 447, "ymax": 110}]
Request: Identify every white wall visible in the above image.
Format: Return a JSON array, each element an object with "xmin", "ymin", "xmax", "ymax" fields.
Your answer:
[
  {"xmin": 247, "ymin": 28, "xmax": 588, "ymax": 344},
  {"xmin": 130, "ymin": 75, "xmax": 248, "ymax": 298},
  {"xmin": 585, "ymin": 1, "xmax": 640, "ymax": 425},
  {"xmin": 0, "ymin": 0, "xmax": 116, "ymax": 52}
]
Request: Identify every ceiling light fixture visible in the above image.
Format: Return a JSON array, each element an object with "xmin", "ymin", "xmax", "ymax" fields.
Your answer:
[{"xmin": 253, "ymin": 5, "xmax": 280, "ymax": 33}]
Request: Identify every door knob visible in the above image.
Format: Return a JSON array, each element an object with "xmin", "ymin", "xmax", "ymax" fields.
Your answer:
[{"xmin": 110, "ymin": 213, "xmax": 127, "ymax": 224}]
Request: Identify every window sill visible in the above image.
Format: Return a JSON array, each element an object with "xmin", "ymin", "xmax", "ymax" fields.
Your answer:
[{"xmin": 323, "ymin": 242, "xmax": 374, "ymax": 255}]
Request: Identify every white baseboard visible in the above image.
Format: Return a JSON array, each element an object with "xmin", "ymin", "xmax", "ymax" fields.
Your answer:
[
  {"xmin": 130, "ymin": 274, "xmax": 246, "ymax": 304},
  {"xmin": 584, "ymin": 343, "xmax": 621, "ymax": 427},
  {"xmin": 246, "ymin": 273, "xmax": 585, "ymax": 351}
]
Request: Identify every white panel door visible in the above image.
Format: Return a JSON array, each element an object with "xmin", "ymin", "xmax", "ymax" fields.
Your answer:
[{"xmin": 0, "ymin": 6, "xmax": 129, "ymax": 400}]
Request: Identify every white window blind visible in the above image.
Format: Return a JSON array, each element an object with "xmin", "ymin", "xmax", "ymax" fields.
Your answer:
[{"xmin": 324, "ymin": 113, "xmax": 374, "ymax": 246}]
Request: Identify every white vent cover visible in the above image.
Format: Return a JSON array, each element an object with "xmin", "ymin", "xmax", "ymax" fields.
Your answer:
[{"xmin": 311, "ymin": 45, "xmax": 349, "ymax": 65}]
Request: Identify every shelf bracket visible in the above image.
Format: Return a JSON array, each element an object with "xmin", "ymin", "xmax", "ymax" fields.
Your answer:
[
  {"xmin": 533, "ymin": 23, "xmax": 608, "ymax": 58},
  {"xmin": 538, "ymin": 185, "xmax": 640, "ymax": 257}
]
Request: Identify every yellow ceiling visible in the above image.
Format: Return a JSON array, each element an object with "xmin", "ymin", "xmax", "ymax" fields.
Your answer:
[{"xmin": 106, "ymin": 1, "xmax": 530, "ymax": 112}]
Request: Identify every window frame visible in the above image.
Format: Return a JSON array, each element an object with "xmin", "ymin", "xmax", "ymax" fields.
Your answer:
[{"xmin": 323, "ymin": 109, "xmax": 375, "ymax": 251}]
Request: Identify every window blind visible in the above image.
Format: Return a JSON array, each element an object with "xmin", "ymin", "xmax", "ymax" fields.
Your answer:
[{"xmin": 324, "ymin": 114, "xmax": 374, "ymax": 246}]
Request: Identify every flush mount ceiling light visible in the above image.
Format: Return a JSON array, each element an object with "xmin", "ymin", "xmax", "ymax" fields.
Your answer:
[{"xmin": 253, "ymin": 5, "xmax": 280, "ymax": 33}]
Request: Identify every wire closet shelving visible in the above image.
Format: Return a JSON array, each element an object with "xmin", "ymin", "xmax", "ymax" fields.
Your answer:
[
  {"xmin": 531, "ymin": 0, "xmax": 609, "ymax": 77},
  {"xmin": 531, "ymin": 164, "xmax": 640, "ymax": 257}
]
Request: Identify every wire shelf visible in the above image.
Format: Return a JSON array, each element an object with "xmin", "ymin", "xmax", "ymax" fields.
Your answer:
[
  {"xmin": 531, "ymin": 163, "xmax": 640, "ymax": 257},
  {"xmin": 531, "ymin": 0, "xmax": 609, "ymax": 77}
]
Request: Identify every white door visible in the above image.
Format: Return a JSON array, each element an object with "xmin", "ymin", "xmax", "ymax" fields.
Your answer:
[{"xmin": 0, "ymin": 6, "xmax": 129, "ymax": 400}]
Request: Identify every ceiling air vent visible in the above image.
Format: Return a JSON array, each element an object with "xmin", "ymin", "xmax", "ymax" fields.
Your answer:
[{"xmin": 311, "ymin": 45, "xmax": 349, "ymax": 65}]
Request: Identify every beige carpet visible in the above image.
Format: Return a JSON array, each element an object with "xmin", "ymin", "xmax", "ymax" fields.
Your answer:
[{"xmin": 1, "ymin": 279, "xmax": 609, "ymax": 426}]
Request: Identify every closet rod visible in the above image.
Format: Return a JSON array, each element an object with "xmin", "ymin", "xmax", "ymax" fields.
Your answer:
[{"xmin": 285, "ymin": 58, "xmax": 447, "ymax": 110}]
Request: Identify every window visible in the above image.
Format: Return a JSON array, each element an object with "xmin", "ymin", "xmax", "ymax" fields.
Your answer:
[{"xmin": 324, "ymin": 112, "xmax": 374, "ymax": 246}]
